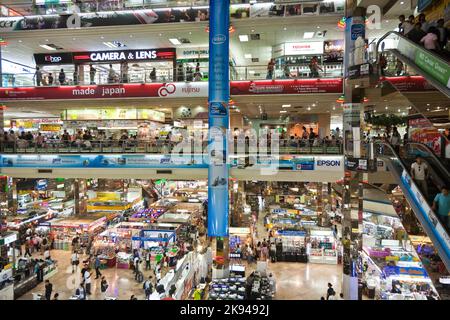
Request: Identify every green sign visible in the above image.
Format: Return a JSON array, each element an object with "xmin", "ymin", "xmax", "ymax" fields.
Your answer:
[
  {"xmin": 414, "ymin": 49, "xmax": 450, "ymax": 88},
  {"xmin": 155, "ymin": 179, "xmax": 167, "ymax": 185}
]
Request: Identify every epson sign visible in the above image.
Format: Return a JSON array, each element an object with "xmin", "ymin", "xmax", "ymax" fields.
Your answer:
[{"xmin": 316, "ymin": 160, "xmax": 341, "ymax": 167}]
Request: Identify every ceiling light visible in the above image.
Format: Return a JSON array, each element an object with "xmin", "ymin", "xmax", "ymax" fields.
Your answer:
[
  {"xmin": 332, "ymin": 106, "xmax": 336, "ymax": 110},
  {"xmin": 397, "ymin": 109, "xmax": 401, "ymax": 112},
  {"xmin": 427, "ymin": 103, "xmax": 430, "ymax": 106},
  {"xmin": 239, "ymin": 35, "xmax": 249, "ymax": 42},
  {"xmin": 103, "ymin": 42, "xmax": 116, "ymax": 48},
  {"xmin": 248, "ymin": 70, "xmax": 255, "ymax": 74},
  {"xmin": 45, "ymin": 39, "xmax": 49, "ymax": 42},
  {"xmin": 282, "ymin": 104, "xmax": 291, "ymax": 108},
  {"xmin": 307, "ymin": 107, "xmax": 311, "ymax": 111},
  {"xmin": 303, "ymin": 32, "xmax": 315, "ymax": 39},
  {"xmin": 244, "ymin": 53, "xmax": 252, "ymax": 59},
  {"xmin": 169, "ymin": 38, "xmax": 182, "ymax": 45},
  {"xmin": 400, "ymin": 1, "xmax": 405, "ymax": 4},
  {"xmin": 159, "ymin": 33, "xmax": 162, "ymax": 36},
  {"xmin": 280, "ymin": 110, "xmax": 287, "ymax": 113},
  {"xmin": 18, "ymin": 40, "xmax": 22, "ymax": 43},
  {"xmin": 39, "ymin": 44, "xmax": 57, "ymax": 51},
  {"xmin": 251, "ymin": 29, "xmax": 255, "ymax": 32},
  {"xmin": 100, "ymin": 36, "xmax": 104, "ymax": 39},
  {"xmin": 317, "ymin": 26, "xmax": 320, "ymax": 29},
  {"xmin": 385, "ymin": 106, "xmax": 388, "ymax": 110},
  {"xmin": 130, "ymin": 35, "xmax": 133, "ymax": 38},
  {"xmin": 283, "ymin": 27, "xmax": 287, "ymax": 31}
]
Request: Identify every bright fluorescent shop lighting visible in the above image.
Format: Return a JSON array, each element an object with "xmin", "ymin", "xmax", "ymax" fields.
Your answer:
[
  {"xmin": 303, "ymin": 32, "xmax": 315, "ymax": 39},
  {"xmin": 280, "ymin": 110, "xmax": 287, "ymax": 113},
  {"xmin": 244, "ymin": 53, "xmax": 252, "ymax": 59},
  {"xmin": 39, "ymin": 44, "xmax": 57, "ymax": 51},
  {"xmin": 239, "ymin": 35, "xmax": 249, "ymax": 42},
  {"xmin": 169, "ymin": 38, "xmax": 182, "ymax": 45},
  {"xmin": 282, "ymin": 104, "xmax": 291, "ymax": 108}
]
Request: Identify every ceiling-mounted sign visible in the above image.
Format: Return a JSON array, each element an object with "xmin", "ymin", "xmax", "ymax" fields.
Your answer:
[
  {"xmin": 176, "ymin": 47, "xmax": 209, "ymax": 60},
  {"xmin": 34, "ymin": 53, "xmax": 74, "ymax": 65}
]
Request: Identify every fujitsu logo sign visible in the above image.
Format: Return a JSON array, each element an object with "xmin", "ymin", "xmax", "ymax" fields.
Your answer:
[
  {"xmin": 45, "ymin": 55, "xmax": 63, "ymax": 63},
  {"xmin": 158, "ymin": 83, "xmax": 176, "ymax": 97}
]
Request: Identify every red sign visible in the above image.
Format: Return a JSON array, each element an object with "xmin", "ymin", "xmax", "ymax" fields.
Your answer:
[
  {"xmin": 409, "ymin": 118, "xmax": 442, "ymax": 156},
  {"xmin": 382, "ymin": 76, "xmax": 436, "ymax": 92},
  {"xmin": 230, "ymin": 79, "xmax": 343, "ymax": 95},
  {"xmin": 0, "ymin": 79, "xmax": 344, "ymax": 101}
]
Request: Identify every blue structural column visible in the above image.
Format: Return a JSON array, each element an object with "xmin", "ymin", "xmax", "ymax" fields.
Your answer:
[
  {"xmin": 207, "ymin": 0, "xmax": 230, "ymax": 277},
  {"xmin": 208, "ymin": 0, "xmax": 230, "ymax": 238}
]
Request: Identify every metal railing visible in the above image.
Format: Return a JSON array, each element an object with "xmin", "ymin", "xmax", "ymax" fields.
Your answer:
[
  {"xmin": 0, "ymin": 139, "xmax": 343, "ymax": 155},
  {"xmin": 0, "ymin": 64, "xmax": 343, "ymax": 88}
]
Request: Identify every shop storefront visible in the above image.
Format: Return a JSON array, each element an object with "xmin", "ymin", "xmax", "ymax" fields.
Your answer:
[{"xmin": 33, "ymin": 48, "xmax": 177, "ymax": 85}]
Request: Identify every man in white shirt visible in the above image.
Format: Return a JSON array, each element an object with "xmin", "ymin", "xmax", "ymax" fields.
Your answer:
[
  {"xmin": 410, "ymin": 156, "xmax": 429, "ymax": 198},
  {"xmin": 83, "ymin": 268, "xmax": 92, "ymax": 295}
]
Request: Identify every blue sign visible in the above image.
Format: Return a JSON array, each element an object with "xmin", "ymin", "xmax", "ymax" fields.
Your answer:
[
  {"xmin": 292, "ymin": 157, "xmax": 315, "ymax": 170},
  {"xmin": 207, "ymin": 0, "xmax": 230, "ymax": 237},
  {"xmin": 350, "ymin": 24, "xmax": 365, "ymax": 41},
  {"xmin": 0, "ymin": 154, "xmax": 207, "ymax": 169}
]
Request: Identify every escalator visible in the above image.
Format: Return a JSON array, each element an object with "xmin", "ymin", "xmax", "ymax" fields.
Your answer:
[
  {"xmin": 405, "ymin": 142, "xmax": 450, "ymax": 181},
  {"xmin": 374, "ymin": 142, "xmax": 450, "ymax": 272},
  {"xmin": 377, "ymin": 31, "xmax": 450, "ymax": 98}
]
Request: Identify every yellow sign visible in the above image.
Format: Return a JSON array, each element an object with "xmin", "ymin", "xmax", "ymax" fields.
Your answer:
[
  {"xmin": 96, "ymin": 192, "xmax": 121, "ymax": 201},
  {"xmin": 40, "ymin": 124, "xmax": 62, "ymax": 132}
]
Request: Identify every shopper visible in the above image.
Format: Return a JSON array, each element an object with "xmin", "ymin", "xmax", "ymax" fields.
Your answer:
[
  {"xmin": 266, "ymin": 58, "xmax": 275, "ymax": 80},
  {"xmin": 108, "ymin": 64, "xmax": 116, "ymax": 83},
  {"xmin": 162, "ymin": 285, "xmax": 176, "ymax": 300},
  {"xmin": 410, "ymin": 156, "xmax": 429, "ymax": 198},
  {"xmin": 418, "ymin": 13, "xmax": 429, "ymax": 33},
  {"xmin": 390, "ymin": 126, "xmax": 401, "ymax": 153},
  {"xmin": 395, "ymin": 59, "xmax": 404, "ymax": 76},
  {"xmin": 145, "ymin": 250, "xmax": 151, "ymax": 270},
  {"xmin": 255, "ymin": 242, "xmax": 261, "ymax": 261},
  {"xmin": 436, "ymin": 19, "xmax": 448, "ymax": 50},
  {"xmin": 421, "ymin": 27, "xmax": 440, "ymax": 52},
  {"xmin": 94, "ymin": 255, "xmax": 102, "ymax": 279},
  {"xmin": 44, "ymin": 280, "xmax": 53, "ymax": 300},
  {"xmin": 75, "ymin": 284, "xmax": 86, "ymax": 300},
  {"xmin": 58, "ymin": 68, "xmax": 66, "ymax": 85},
  {"xmin": 398, "ymin": 14, "xmax": 413, "ymax": 35},
  {"xmin": 309, "ymin": 56, "xmax": 322, "ymax": 78},
  {"xmin": 71, "ymin": 250, "xmax": 79, "ymax": 273},
  {"xmin": 432, "ymin": 186, "xmax": 450, "ymax": 229},
  {"xmin": 53, "ymin": 293, "xmax": 59, "ymax": 300},
  {"xmin": 89, "ymin": 64, "xmax": 97, "ymax": 85},
  {"xmin": 326, "ymin": 283, "xmax": 335, "ymax": 300},
  {"xmin": 261, "ymin": 243, "xmax": 269, "ymax": 261},
  {"xmin": 73, "ymin": 67, "xmax": 79, "ymax": 85},
  {"xmin": 143, "ymin": 276, "xmax": 154, "ymax": 299},
  {"xmin": 48, "ymin": 73, "xmax": 54, "ymax": 85},
  {"xmin": 150, "ymin": 67, "xmax": 157, "ymax": 82},
  {"xmin": 83, "ymin": 267, "xmax": 92, "ymax": 295},
  {"xmin": 408, "ymin": 22, "xmax": 427, "ymax": 45},
  {"xmin": 100, "ymin": 276, "xmax": 109, "ymax": 299},
  {"xmin": 34, "ymin": 67, "xmax": 42, "ymax": 86},
  {"xmin": 130, "ymin": 295, "xmax": 138, "ymax": 300}
]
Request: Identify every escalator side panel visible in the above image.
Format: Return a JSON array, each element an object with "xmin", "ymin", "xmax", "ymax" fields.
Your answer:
[{"xmin": 390, "ymin": 163, "xmax": 450, "ymax": 271}]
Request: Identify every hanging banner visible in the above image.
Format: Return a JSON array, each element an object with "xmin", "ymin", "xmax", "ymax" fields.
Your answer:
[
  {"xmin": 207, "ymin": 0, "xmax": 230, "ymax": 237},
  {"xmin": 344, "ymin": 16, "xmax": 367, "ymax": 78}
]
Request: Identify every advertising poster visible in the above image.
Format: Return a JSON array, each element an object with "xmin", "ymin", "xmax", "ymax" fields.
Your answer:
[
  {"xmin": 207, "ymin": 0, "xmax": 230, "ymax": 237},
  {"xmin": 323, "ymin": 40, "xmax": 344, "ymax": 63},
  {"xmin": 408, "ymin": 118, "xmax": 442, "ymax": 156},
  {"xmin": 344, "ymin": 16, "xmax": 367, "ymax": 78}
]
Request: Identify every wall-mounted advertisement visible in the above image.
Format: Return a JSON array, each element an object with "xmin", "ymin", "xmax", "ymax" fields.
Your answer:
[
  {"xmin": 408, "ymin": 118, "xmax": 442, "ymax": 157},
  {"xmin": 64, "ymin": 108, "xmax": 165, "ymax": 122},
  {"xmin": 323, "ymin": 40, "xmax": 344, "ymax": 63},
  {"xmin": 280, "ymin": 42, "xmax": 324, "ymax": 56}
]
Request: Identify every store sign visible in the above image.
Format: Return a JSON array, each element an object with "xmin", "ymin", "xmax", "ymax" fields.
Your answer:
[
  {"xmin": 384, "ymin": 76, "xmax": 436, "ymax": 92},
  {"xmin": 0, "ymin": 233, "xmax": 17, "ymax": 245},
  {"xmin": 0, "ymin": 79, "xmax": 344, "ymax": 101},
  {"xmin": 292, "ymin": 157, "xmax": 315, "ymax": 170},
  {"xmin": 176, "ymin": 47, "xmax": 209, "ymax": 60},
  {"xmin": 34, "ymin": 53, "xmax": 74, "ymax": 65},
  {"xmin": 383, "ymin": 266, "xmax": 427, "ymax": 278},
  {"xmin": 40, "ymin": 123, "xmax": 62, "ymax": 131},
  {"xmin": 277, "ymin": 42, "xmax": 324, "ymax": 56},
  {"xmin": 315, "ymin": 156, "xmax": 343, "ymax": 171}
]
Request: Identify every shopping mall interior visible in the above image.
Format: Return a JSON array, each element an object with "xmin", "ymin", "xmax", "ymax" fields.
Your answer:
[{"xmin": 0, "ymin": 0, "xmax": 449, "ymax": 302}]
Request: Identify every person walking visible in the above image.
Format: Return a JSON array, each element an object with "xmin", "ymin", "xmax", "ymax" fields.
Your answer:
[
  {"xmin": 100, "ymin": 276, "xmax": 109, "ymax": 299},
  {"xmin": 143, "ymin": 276, "xmax": 154, "ymax": 299},
  {"xmin": 44, "ymin": 280, "xmax": 53, "ymax": 301},
  {"xmin": 410, "ymin": 156, "xmax": 429, "ymax": 198},
  {"xmin": 94, "ymin": 255, "xmax": 102, "ymax": 279},
  {"xmin": 432, "ymin": 186, "xmax": 450, "ymax": 229},
  {"xmin": 145, "ymin": 250, "xmax": 151, "ymax": 270},
  {"xmin": 34, "ymin": 67, "xmax": 42, "ymax": 86},
  {"xmin": 390, "ymin": 126, "xmax": 401, "ymax": 153},
  {"xmin": 326, "ymin": 283, "xmax": 335, "ymax": 300},
  {"xmin": 83, "ymin": 267, "xmax": 92, "ymax": 295}
]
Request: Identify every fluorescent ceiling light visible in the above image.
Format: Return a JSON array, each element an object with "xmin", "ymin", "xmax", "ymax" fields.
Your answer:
[
  {"xmin": 280, "ymin": 110, "xmax": 287, "ymax": 113},
  {"xmin": 239, "ymin": 35, "xmax": 249, "ymax": 42},
  {"xmin": 169, "ymin": 38, "xmax": 182, "ymax": 45},
  {"xmin": 248, "ymin": 70, "xmax": 255, "ymax": 74},
  {"xmin": 303, "ymin": 32, "xmax": 315, "ymax": 39},
  {"xmin": 282, "ymin": 104, "xmax": 291, "ymax": 108},
  {"xmin": 39, "ymin": 44, "xmax": 57, "ymax": 51},
  {"xmin": 244, "ymin": 53, "xmax": 252, "ymax": 59},
  {"xmin": 103, "ymin": 42, "xmax": 116, "ymax": 48}
]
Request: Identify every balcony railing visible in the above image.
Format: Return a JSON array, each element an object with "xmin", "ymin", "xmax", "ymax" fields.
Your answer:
[
  {"xmin": 0, "ymin": 139, "xmax": 343, "ymax": 155},
  {"xmin": 1, "ymin": 64, "xmax": 342, "ymax": 88}
]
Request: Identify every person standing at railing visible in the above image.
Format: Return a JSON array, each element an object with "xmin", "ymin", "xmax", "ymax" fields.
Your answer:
[
  {"xmin": 150, "ymin": 67, "xmax": 157, "ymax": 82},
  {"xmin": 108, "ymin": 64, "xmax": 117, "ymax": 83},
  {"xmin": 62, "ymin": 130, "xmax": 70, "ymax": 147},
  {"xmin": 73, "ymin": 67, "xmax": 79, "ymax": 85},
  {"xmin": 36, "ymin": 132, "xmax": 45, "ymax": 148},
  {"xmin": 48, "ymin": 73, "xmax": 54, "ymax": 86},
  {"xmin": 89, "ymin": 64, "xmax": 97, "ymax": 85},
  {"xmin": 266, "ymin": 58, "xmax": 275, "ymax": 80},
  {"xmin": 176, "ymin": 64, "xmax": 184, "ymax": 81},
  {"xmin": 34, "ymin": 67, "xmax": 42, "ymax": 86},
  {"xmin": 309, "ymin": 56, "xmax": 322, "ymax": 78},
  {"xmin": 58, "ymin": 69, "xmax": 66, "ymax": 85},
  {"xmin": 308, "ymin": 128, "xmax": 316, "ymax": 146},
  {"xmin": 186, "ymin": 66, "xmax": 193, "ymax": 82}
]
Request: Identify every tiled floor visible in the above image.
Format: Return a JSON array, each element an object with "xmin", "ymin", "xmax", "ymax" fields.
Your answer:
[{"xmin": 18, "ymin": 207, "xmax": 342, "ymax": 300}]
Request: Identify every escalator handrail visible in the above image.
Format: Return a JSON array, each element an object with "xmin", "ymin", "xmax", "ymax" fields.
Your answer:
[
  {"xmin": 406, "ymin": 142, "xmax": 450, "ymax": 179},
  {"xmin": 375, "ymin": 31, "xmax": 449, "ymax": 67},
  {"xmin": 375, "ymin": 141, "xmax": 450, "ymax": 270}
]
